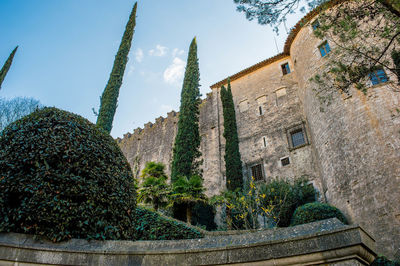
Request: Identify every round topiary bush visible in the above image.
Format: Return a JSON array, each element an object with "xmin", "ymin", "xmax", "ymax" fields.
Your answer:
[
  {"xmin": 290, "ymin": 202, "xmax": 348, "ymax": 226},
  {"xmin": 0, "ymin": 107, "xmax": 136, "ymax": 242}
]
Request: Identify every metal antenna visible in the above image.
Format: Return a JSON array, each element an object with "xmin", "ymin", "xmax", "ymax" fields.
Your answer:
[{"xmin": 273, "ymin": 35, "xmax": 279, "ymax": 54}]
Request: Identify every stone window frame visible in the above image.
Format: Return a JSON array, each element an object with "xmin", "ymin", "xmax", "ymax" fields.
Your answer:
[
  {"xmin": 369, "ymin": 68, "xmax": 389, "ymax": 86},
  {"xmin": 311, "ymin": 19, "xmax": 320, "ymax": 31},
  {"xmin": 280, "ymin": 156, "xmax": 290, "ymax": 167},
  {"xmin": 262, "ymin": 136, "xmax": 268, "ymax": 148},
  {"xmin": 248, "ymin": 161, "xmax": 265, "ymax": 182},
  {"xmin": 318, "ymin": 40, "xmax": 331, "ymax": 57},
  {"xmin": 281, "ymin": 62, "xmax": 291, "ymax": 75},
  {"xmin": 286, "ymin": 122, "xmax": 309, "ymax": 151},
  {"xmin": 256, "ymin": 95, "xmax": 267, "ymax": 116},
  {"xmin": 238, "ymin": 99, "xmax": 249, "ymax": 113}
]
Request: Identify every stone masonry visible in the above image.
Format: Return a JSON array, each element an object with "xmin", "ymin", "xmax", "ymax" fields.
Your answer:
[{"xmin": 118, "ymin": 1, "xmax": 400, "ymax": 259}]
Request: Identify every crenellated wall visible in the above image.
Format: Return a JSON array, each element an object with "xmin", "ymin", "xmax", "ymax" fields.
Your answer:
[{"xmin": 118, "ymin": 1, "xmax": 400, "ymax": 258}]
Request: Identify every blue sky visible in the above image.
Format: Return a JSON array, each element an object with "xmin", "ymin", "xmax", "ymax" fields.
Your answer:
[{"xmin": 0, "ymin": 1, "xmax": 304, "ymax": 138}]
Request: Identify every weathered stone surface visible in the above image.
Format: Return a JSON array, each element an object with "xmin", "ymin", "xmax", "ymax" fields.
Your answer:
[
  {"xmin": 118, "ymin": 1, "xmax": 400, "ymax": 259},
  {"xmin": 0, "ymin": 219, "xmax": 376, "ymax": 265}
]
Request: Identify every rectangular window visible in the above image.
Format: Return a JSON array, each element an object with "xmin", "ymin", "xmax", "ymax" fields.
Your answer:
[
  {"xmin": 287, "ymin": 123, "xmax": 309, "ymax": 150},
  {"xmin": 281, "ymin": 63, "xmax": 291, "ymax": 75},
  {"xmin": 281, "ymin": 157, "xmax": 290, "ymax": 167},
  {"xmin": 258, "ymin": 106, "xmax": 263, "ymax": 115},
  {"xmin": 369, "ymin": 69, "xmax": 388, "ymax": 85},
  {"xmin": 251, "ymin": 164, "xmax": 263, "ymax": 181},
  {"xmin": 262, "ymin": 136, "xmax": 267, "ymax": 148},
  {"xmin": 319, "ymin": 41, "xmax": 331, "ymax": 57},
  {"xmin": 291, "ymin": 129, "xmax": 306, "ymax": 148},
  {"xmin": 312, "ymin": 20, "xmax": 320, "ymax": 31}
]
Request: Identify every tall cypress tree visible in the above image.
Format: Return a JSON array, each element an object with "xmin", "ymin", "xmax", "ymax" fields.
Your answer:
[
  {"xmin": 0, "ymin": 46, "xmax": 18, "ymax": 91},
  {"xmin": 171, "ymin": 38, "xmax": 201, "ymax": 182},
  {"xmin": 221, "ymin": 79, "xmax": 243, "ymax": 190},
  {"xmin": 96, "ymin": 2, "xmax": 137, "ymax": 133}
]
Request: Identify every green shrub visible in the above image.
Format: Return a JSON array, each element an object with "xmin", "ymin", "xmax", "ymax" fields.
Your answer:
[
  {"xmin": 0, "ymin": 107, "xmax": 137, "ymax": 242},
  {"xmin": 258, "ymin": 177, "xmax": 316, "ymax": 227},
  {"xmin": 191, "ymin": 202, "xmax": 217, "ymax": 231},
  {"xmin": 290, "ymin": 202, "xmax": 348, "ymax": 226},
  {"xmin": 135, "ymin": 208, "xmax": 203, "ymax": 240},
  {"xmin": 370, "ymin": 256, "xmax": 400, "ymax": 266}
]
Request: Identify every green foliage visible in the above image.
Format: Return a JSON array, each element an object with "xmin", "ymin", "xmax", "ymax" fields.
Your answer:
[
  {"xmin": 211, "ymin": 183, "xmax": 259, "ymax": 230},
  {"xmin": 0, "ymin": 107, "xmax": 137, "ymax": 242},
  {"xmin": 221, "ymin": 79, "xmax": 243, "ymax": 190},
  {"xmin": 191, "ymin": 202, "xmax": 217, "ymax": 231},
  {"xmin": 170, "ymin": 175, "xmax": 207, "ymax": 223},
  {"xmin": 141, "ymin": 161, "xmax": 167, "ymax": 179},
  {"xmin": 392, "ymin": 50, "xmax": 400, "ymax": 83},
  {"xmin": 370, "ymin": 256, "xmax": 400, "ymax": 266},
  {"xmin": 310, "ymin": 0, "xmax": 400, "ymax": 99},
  {"xmin": 212, "ymin": 177, "xmax": 317, "ymax": 229},
  {"xmin": 135, "ymin": 208, "xmax": 202, "ymax": 240},
  {"xmin": 96, "ymin": 3, "xmax": 137, "ymax": 133},
  {"xmin": 259, "ymin": 177, "xmax": 316, "ymax": 227},
  {"xmin": 171, "ymin": 38, "xmax": 202, "ymax": 182},
  {"xmin": 138, "ymin": 162, "xmax": 170, "ymax": 211},
  {"xmin": 0, "ymin": 46, "xmax": 18, "ymax": 90},
  {"xmin": 290, "ymin": 202, "xmax": 348, "ymax": 226}
]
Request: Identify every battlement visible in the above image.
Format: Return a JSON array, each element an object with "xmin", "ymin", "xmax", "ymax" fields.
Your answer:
[{"xmin": 120, "ymin": 109, "xmax": 180, "ymax": 143}]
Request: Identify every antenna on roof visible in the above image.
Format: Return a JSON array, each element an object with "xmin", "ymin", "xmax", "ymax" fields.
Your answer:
[{"xmin": 273, "ymin": 35, "xmax": 279, "ymax": 54}]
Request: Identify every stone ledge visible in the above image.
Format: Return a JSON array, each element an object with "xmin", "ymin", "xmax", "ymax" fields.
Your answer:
[{"xmin": 0, "ymin": 219, "xmax": 376, "ymax": 265}]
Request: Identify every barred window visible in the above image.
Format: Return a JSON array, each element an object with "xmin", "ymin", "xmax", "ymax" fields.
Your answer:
[
  {"xmin": 281, "ymin": 157, "xmax": 290, "ymax": 167},
  {"xmin": 251, "ymin": 164, "xmax": 263, "ymax": 181},
  {"xmin": 291, "ymin": 129, "xmax": 306, "ymax": 148}
]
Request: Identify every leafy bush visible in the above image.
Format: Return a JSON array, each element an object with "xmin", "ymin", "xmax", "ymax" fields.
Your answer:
[
  {"xmin": 290, "ymin": 202, "xmax": 348, "ymax": 226},
  {"xmin": 138, "ymin": 162, "xmax": 170, "ymax": 211},
  {"xmin": 191, "ymin": 202, "xmax": 217, "ymax": 231},
  {"xmin": 135, "ymin": 208, "xmax": 203, "ymax": 240},
  {"xmin": 0, "ymin": 107, "xmax": 137, "ymax": 242},
  {"xmin": 258, "ymin": 177, "xmax": 316, "ymax": 227},
  {"xmin": 371, "ymin": 256, "xmax": 400, "ymax": 266}
]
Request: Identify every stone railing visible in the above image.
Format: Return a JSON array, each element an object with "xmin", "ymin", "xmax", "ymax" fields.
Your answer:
[{"xmin": 0, "ymin": 219, "xmax": 376, "ymax": 265}]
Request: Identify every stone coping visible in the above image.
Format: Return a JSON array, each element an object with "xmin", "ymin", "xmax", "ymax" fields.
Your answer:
[{"xmin": 0, "ymin": 219, "xmax": 377, "ymax": 265}]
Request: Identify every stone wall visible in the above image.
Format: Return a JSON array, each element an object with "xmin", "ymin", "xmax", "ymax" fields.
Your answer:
[
  {"xmin": 0, "ymin": 219, "xmax": 377, "ymax": 266},
  {"xmin": 289, "ymin": 6, "xmax": 400, "ymax": 258},
  {"xmin": 118, "ymin": 0, "xmax": 400, "ymax": 258}
]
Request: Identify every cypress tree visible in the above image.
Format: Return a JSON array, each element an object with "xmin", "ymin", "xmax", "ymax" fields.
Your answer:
[
  {"xmin": 96, "ymin": 2, "xmax": 137, "ymax": 133},
  {"xmin": 0, "ymin": 46, "xmax": 18, "ymax": 91},
  {"xmin": 171, "ymin": 38, "xmax": 201, "ymax": 182},
  {"xmin": 221, "ymin": 79, "xmax": 243, "ymax": 190}
]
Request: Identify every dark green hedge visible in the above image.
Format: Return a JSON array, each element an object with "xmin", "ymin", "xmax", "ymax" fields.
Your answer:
[
  {"xmin": 371, "ymin": 256, "xmax": 400, "ymax": 266},
  {"xmin": 0, "ymin": 107, "xmax": 137, "ymax": 242},
  {"xmin": 290, "ymin": 202, "xmax": 348, "ymax": 226},
  {"xmin": 135, "ymin": 208, "xmax": 203, "ymax": 240},
  {"xmin": 191, "ymin": 202, "xmax": 217, "ymax": 231}
]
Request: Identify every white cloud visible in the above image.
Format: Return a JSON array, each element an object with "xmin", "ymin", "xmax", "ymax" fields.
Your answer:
[
  {"xmin": 163, "ymin": 57, "xmax": 185, "ymax": 84},
  {"xmin": 135, "ymin": 48, "xmax": 144, "ymax": 62},
  {"xmin": 161, "ymin": 104, "xmax": 173, "ymax": 111},
  {"xmin": 149, "ymin": 44, "xmax": 168, "ymax": 57},
  {"xmin": 172, "ymin": 48, "xmax": 184, "ymax": 57},
  {"xmin": 128, "ymin": 64, "xmax": 135, "ymax": 76}
]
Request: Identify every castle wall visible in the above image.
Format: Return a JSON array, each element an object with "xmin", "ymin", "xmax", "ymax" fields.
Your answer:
[
  {"xmin": 225, "ymin": 58, "xmax": 321, "ymax": 190},
  {"xmin": 118, "ymin": 93, "xmax": 224, "ymax": 197},
  {"xmin": 290, "ymin": 12, "xmax": 400, "ymax": 258}
]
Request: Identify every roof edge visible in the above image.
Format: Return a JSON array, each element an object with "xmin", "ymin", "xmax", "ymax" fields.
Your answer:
[{"xmin": 210, "ymin": 0, "xmax": 346, "ymax": 90}]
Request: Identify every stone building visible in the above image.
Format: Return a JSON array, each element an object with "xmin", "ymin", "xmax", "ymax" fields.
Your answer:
[{"xmin": 118, "ymin": 1, "xmax": 400, "ymax": 259}]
